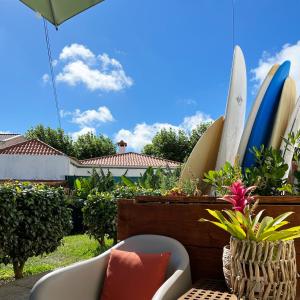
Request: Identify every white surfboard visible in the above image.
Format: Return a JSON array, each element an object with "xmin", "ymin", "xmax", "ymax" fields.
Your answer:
[
  {"xmin": 215, "ymin": 45, "xmax": 247, "ymax": 170},
  {"xmin": 180, "ymin": 116, "xmax": 224, "ymax": 182},
  {"xmin": 269, "ymin": 77, "xmax": 296, "ymax": 150},
  {"xmin": 237, "ymin": 64, "xmax": 280, "ymax": 164},
  {"xmin": 280, "ymin": 96, "xmax": 300, "ymax": 177}
]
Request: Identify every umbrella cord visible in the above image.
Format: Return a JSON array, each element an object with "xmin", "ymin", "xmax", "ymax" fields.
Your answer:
[{"xmin": 43, "ymin": 18, "xmax": 62, "ymax": 129}]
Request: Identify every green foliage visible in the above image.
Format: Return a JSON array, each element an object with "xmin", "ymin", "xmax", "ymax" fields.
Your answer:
[
  {"xmin": 203, "ymin": 161, "xmax": 242, "ymax": 196},
  {"xmin": 0, "ymin": 182, "xmax": 71, "ymax": 279},
  {"xmin": 74, "ymin": 168, "xmax": 115, "ymax": 199},
  {"xmin": 203, "ymin": 146, "xmax": 289, "ymax": 196},
  {"xmin": 142, "ymin": 128, "xmax": 190, "ymax": 162},
  {"xmin": 112, "ymin": 185, "xmax": 161, "ymax": 199},
  {"xmin": 0, "ymin": 235, "xmax": 111, "ymax": 281},
  {"xmin": 180, "ymin": 178, "xmax": 201, "ymax": 196},
  {"xmin": 71, "ymin": 168, "xmax": 115, "ymax": 234},
  {"xmin": 142, "ymin": 122, "xmax": 212, "ymax": 162},
  {"xmin": 244, "ymin": 146, "xmax": 288, "ymax": 195},
  {"xmin": 26, "ymin": 124, "xmax": 75, "ymax": 156},
  {"xmin": 74, "ymin": 132, "xmax": 116, "ymax": 160},
  {"xmin": 82, "ymin": 193, "xmax": 117, "ymax": 246},
  {"xmin": 200, "ymin": 209, "xmax": 300, "ymax": 242},
  {"xmin": 282, "ymin": 130, "xmax": 300, "ymax": 194},
  {"xmin": 121, "ymin": 166, "xmax": 179, "ymax": 193},
  {"xmin": 26, "ymin": 125, "xmax": 116, "ymax": 160}
]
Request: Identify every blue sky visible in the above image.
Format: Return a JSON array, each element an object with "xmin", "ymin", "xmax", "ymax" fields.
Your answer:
[{"xmin": 1, "ymin": 0, "xmax": 300, "ymax": 151}]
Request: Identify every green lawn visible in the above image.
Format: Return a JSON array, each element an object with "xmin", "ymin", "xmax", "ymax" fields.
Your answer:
[{"xmin": 0, "ymin": 234, "xmax": 113, "ymax": 280}]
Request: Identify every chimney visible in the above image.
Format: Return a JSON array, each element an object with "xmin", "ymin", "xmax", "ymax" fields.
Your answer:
[{"xmin": 117, "ymin": 140, "xmax": 127, "ymax": 154}]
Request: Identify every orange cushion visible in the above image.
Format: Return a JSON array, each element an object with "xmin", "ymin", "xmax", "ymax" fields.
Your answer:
[{"xmin": 100, "ymin": 249, "xmax": 171, "ymax": 300}]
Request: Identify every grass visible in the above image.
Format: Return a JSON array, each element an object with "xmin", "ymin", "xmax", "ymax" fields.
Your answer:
[{"xmin": 0, "ymin": 234, "xmax": 113, "ymax": 281}]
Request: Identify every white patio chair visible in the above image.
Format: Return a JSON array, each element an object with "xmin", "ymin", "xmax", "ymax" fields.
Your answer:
[{"xmin": 30, "ymin": 234, "xmax": 192, "ymax": 300}]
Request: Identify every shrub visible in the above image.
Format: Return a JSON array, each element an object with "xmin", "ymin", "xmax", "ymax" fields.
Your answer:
[
  {"xmin": 0, "ymin": 182, "xmax": 72, "ymax": 279},
  {"xmin": 71, "ymin": 168, "xmax": 116, "ymax": 233},
  {"xmin": 83, "ymin": 192, "xmax": 117, "ymax": 246},
  {"xmin": 67, "ymin": 197, "xmax": 85, "ymax": 234}
]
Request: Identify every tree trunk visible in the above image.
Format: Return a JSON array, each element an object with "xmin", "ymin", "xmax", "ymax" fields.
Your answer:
[
  {"xmin": 13, "ymin": 261, "xmax": 25, "ymax": 279},
  {"xmin": 99, "ymin": 236, "xmax": 105, "ymax": 247}
]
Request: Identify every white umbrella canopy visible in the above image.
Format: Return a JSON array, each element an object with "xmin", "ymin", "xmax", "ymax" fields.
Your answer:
[{"xmin": 20, "ymin": 0, "xmax": 104, "ymax": 27}]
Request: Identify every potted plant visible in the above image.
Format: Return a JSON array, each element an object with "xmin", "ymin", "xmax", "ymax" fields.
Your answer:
[{"xmin": 200, "ymin": 180, "xmax": 300, "ymax": 299}]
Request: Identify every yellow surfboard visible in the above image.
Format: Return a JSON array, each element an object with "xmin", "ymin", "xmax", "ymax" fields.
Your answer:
[
  {"xmin": 180, "ymin": 116, "xmax": 224, "ymax": 181},
  {"xmin": 269, "ymin": 77, "xmax": 296, "ymax": 150}
]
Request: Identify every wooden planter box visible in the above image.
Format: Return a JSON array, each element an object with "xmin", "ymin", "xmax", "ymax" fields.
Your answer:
[{"xmin": 117, "ymin": 196, "xmax": 300, "ymax": 281}]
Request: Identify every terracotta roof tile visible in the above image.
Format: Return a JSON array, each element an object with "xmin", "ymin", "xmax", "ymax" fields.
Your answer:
[
  {"xmin": 80, "ymin": 152, "xmax": 180, "ymax": 168},
  {"xmin": 0, "ymin": 139, "xmax": 64, "ymax": 156},
  {"xmin": 0, "ymin": 133, "xmax": 21, "ymax": 141}
]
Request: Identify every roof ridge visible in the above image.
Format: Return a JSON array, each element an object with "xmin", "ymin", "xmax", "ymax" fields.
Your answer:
[
  {"xmin": 132, "ymin": 152, "xmax": 181, "ymax": 164},
  {"xmin": 79, "ymin": 151, "xmax": 180, "ymax": 164},
  {"xmin": 0, "ymin": 133, "xmax": 20, "ymax": 135},
  {"xmin": 79, "ymin": 151, "xmax": 132, "ymax": 162}
]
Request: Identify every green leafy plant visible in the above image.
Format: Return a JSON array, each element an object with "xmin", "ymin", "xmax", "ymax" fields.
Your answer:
[
  {"xmin": 200, "ymin": 181, "xmax": 300, "ymax": 242},
  {"xmin": 74, "ymin": 168, "xmax": 115, "ymax": 199},
  {"xmin": 204, "ymin": 146, "xmax": 289, "ymax": 196},
  {"xmin": 244, "ymin": 146, "xmax": 288, "ymax": 195},
  {"xmin": 282, "ymin": 130, "xmax": 300, "ymax": 194},
  {"xmin": 203, "ymin": 161, "xmax": 242, "ymax": 196},
  {"xmin": 0, "ymin": 182, "xmax": 71, "ymax": 279},
  {"xmin": 121, "ymin": 166, "xmax": 180, "ymax": 193},
  {"xmin": 83, "ymin": 192, "xmax": 117, "ymax": 246}
]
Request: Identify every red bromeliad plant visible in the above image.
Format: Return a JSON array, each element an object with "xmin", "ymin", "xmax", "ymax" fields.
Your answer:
[
  {"xmin": 221, "ymin": 180, "xmax": 255, "ymax": 213},
  {"xmin": 200, "ymin": 180, "xmax": 300, "ymax": 241}
]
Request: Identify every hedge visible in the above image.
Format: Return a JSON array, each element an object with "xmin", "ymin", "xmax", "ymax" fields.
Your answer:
[{"xmin": 0, "ymin": 182, "xmax": 72, "ymax": 279}]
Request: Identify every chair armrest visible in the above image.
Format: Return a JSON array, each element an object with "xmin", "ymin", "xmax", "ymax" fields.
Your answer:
[
  {"xmin": 30, "ymin": 250, "xmax": 110, "ymax": 300},
  {"xmin": 152, "ymin": 265, "xmax": 192, "ymax": 300}
]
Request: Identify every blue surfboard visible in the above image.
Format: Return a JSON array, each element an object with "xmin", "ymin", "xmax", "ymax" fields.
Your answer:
[{"xmin": 242, "ymin": 61, "xmax": 291, "ymax": 169}]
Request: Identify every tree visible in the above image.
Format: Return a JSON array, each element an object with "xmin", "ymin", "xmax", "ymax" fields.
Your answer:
[
  {"xmin": 26, "ymin": 125, "xmax": 75, "ymax": 156},
  {"xmin": 83, "ymin": 192, "xmax": 117, "ymax": 246},
  {"xmin": 74, "ymin": 132, "xmax": 116, "ymax": 160},
  {"xmin": 142, "ymin": 128, "xmax": 190, "ymax": 162},
  {"xmin": 142, "ymin": 121, "xmax": 212, "ymax": 162},
  {"xmin": 25, "ymin": 125, "xmax": 117, "ymax": 160},
  {"xmin": 188, "ymin": 121, "xmax": 212, "ymax": 153}
]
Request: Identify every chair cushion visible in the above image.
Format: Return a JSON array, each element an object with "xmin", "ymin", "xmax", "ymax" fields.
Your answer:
[{"xmin": 100, "ymin": 249, "xmax": 171, "ymax": 300}]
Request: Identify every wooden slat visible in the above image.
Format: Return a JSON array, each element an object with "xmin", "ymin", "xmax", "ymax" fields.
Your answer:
[
  {"xmin": 118, "ymin": 198, "xmax": 300, "ymax": 280},
  {"xmin": 135, "ymin": 195, "xmax": 300, "ymax": 204}
]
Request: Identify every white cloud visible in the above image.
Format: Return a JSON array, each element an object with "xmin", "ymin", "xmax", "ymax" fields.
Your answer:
[
  {"xmin": 71, "ymin": 126, "xmax": 96, "ymax": 140},
  {"xmin": 55, "ymin": 43, "xmax": 133, "ymax": 92},
  {"xmin": 251, "ymin": 41, "xmax": 300, "ymax": 93},
  {"xmin": 115, "ymin": 123, "xmax": 178, "ymax": 151},
  {"xmin": 59, "ymin": 43, "xmax": 95, "ymax": 62},
  {"xmin": 181, "ymin": 111, "xmax": 213, "ymax": 131},
  {"xmin": 59, "ymin": 109, "xmax": 72, "ymax": 118},
  {"xmin": 72, "ymin": 106, "xmax": 114, "ymax": 126},
  {"xmin": 114, "ymin": 111, "xmax": 212, "ymax": 152},
  {"xmin": 42, "ymin": 73, "xmax": 49, "ymax": 83}
]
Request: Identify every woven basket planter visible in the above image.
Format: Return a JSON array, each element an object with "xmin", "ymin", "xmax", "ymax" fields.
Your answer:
[
  {"xmin": 223, "ymin": 245, "xmax": 232, "ymax": 291},
  {"xmin": 230, "ymin": 237, "xmax": 297, "ymax": 300}
]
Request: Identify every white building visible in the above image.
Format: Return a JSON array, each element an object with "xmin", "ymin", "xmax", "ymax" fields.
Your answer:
[{"xmin": 0, "ymin": 138, "xmax": 180, "ymax": 184}]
